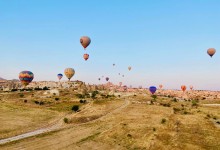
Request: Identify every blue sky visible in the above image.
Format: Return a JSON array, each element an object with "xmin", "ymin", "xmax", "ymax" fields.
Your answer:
[{"xmin": 0, "ymin": 0, "xmax": 220, "ymax": 90}]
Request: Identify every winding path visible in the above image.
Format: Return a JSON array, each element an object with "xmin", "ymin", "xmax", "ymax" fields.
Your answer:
[{"xmin": 0, "ymin": 99, "xmax": 130, "ymax": 145}]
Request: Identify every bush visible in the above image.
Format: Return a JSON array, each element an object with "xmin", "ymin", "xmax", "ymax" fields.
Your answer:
[
  {"xmin": 151, "ymin": 95, "xmax": 157, "ymax": 100},
  {"xmin": 24, "ymin": 100, "xmax": 27, "ymax": 103},
  {"xmin": 153, "ymin": 127, "xmax": 156, "ymax": 131},
  {"xmin": 172, "ymin": 98, "xmax": 177, "ymax": 102},
  {"xmin": 20, "ymin": 94, "xmax": 24, "ymax": 98},
  {"xmin": 76, "ymin": 94, "xmax": 85, "ymax": 99},
  {"xmin": 43, "ymin": 86, "xmax": 49, "ymax": 90},
  {"xmin": 63, "ymin": 118, "xmax": 69, "ymax": 123},
  {"xmin": 34, "ymin": 87, "xmax": 42, "ymax": 90},
  {"xmin": 34, "ymin": 101, "xmax": 39, "ymax": 104},
  {"xmin": 39, "ymin": 101, "xmax": 44, "ymax": 105},
  {"xmin": 11, "ymin": 89, "xmax": 18, "ymax": 92},
  {"xmin": 72, "ymin": 105, "xmax": 79, "ymax": 112},
  {"xmin": 192, "ymin": 100, "xmax": 198, "ymax": 107},
  {"xmin": 161, "ymin": 118, "xmax": 166, "ymax": 124},
  {"xmin": 55, "ymin": 98, "xmax": 59, "ymax": 101},
  {"xmin": 80, "ymin": 99, "xmax": 84, "ymax": 103}
]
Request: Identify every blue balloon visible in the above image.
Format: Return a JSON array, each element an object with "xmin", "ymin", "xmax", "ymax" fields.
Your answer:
[
  {"xmin": 57, "ymin": 73, "xmax": 63, "ymax": 80},
  {"xmin": 149, "ymin": 86, "xmax": 157, "ymax": 94}
]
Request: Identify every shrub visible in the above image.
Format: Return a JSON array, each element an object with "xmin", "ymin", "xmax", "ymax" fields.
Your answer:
[
  {"xmin": 118, "ymin": 95, "xmax": 121, "ymax": 98},
  {"xmin": 161, "ymin": 118, "xmax": 166, "ymax": 124},
  {"xmin": 55, "ymin": 98, "xmax": 59, "ymax": 101},
  {"xmin": 20, "ymin": 94, "xmax": 24, "ymax": 98},
  {"xmin": 80, "ymin": 99, "xmax": 84, "ymax": 103},
  {"xmin": 39, "ymin": 101, "xmax": 44, "ymax": 105},
  {"xmin": 153, "ymin": 127, "xmax": 156, "ymax": 131},
  {"xmin": 172, "ymin": 98, "xmax": 177, "ymax": 102},
  {"xmin": 63, "ymin": 118, "xmax": 69, "ymax": 123},
  {"xmin": 72, "ymin": 105, "xmax": 79, "ymax": 112},
  {"xmin": 43, "ymin": 86, "xmax": 49, "ymax": 90},
  {"xmin": 151, "ymin": 95, "xmax": 157, "ymax": 101},
  {"xmin": 11, "ymin": 89, "xmax": 18, "ymax": 92},
  {"xmin": 76, "ymin": 94, "xmax": 84, "ymax": 99},
  {"xmin": 216, "ymin": 121, "xmax": 220, "ymax": 124},
  {"xmin": 34, "ymin": 101, "xmax": 39, "ymax": 104},
  {"xmin": 24, "ymin": 100, "xmax": 27, "ymax": 103},
  {"xmin": 34, "ymin": 87, "xmax": 42, "ymax": 90},
  {"xmin": 192, "ymin": 100, "xmax": 198, "ymax": 107}
]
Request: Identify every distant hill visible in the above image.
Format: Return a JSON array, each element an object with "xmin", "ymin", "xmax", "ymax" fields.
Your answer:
[{"xmin": 0, "ymin": 77, "xmax": 6, "ymax": 80}]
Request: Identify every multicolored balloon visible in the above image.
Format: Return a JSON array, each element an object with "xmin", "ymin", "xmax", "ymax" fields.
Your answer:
[
  {"xmin": 19, "ymin": 71, "xmax": 34, "ymax": 86},
  {"xmin": 181, "ymin": 85, "xmax": 186, "ymax": 92},
  {"xmin": 149, "ymin": 86, "xmax": 157, "ymax": 94},
  {"xmin": 128, "ymin": 66, "xmax": 131, "ymax": 71},
  {"xmin": 83, "ymin": 53, "xmax": 89, "ymax": 61},
  {"xmin": 64, "ymin": 68, "xmax": 75, "ymax": 81},
  {"xmin": 207, "ymin": 48, "xmax": 216, "ymax": 57},
  {"xmin": 80, "ymin": 36, "xmax": 91, "ymax": 49},
  {"xmin": 57, "ymin": 73, "xmax": 63, "ymax": 80}
]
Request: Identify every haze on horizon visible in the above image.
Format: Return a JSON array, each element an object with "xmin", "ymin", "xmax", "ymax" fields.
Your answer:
[{"xmin": 0, "ymin": 0, "xmax": 220, "ymax": 91}]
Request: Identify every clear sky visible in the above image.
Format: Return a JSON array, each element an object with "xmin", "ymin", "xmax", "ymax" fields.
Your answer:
[{"xmin": 0, "ymin": 0, "xmax": 220, "ymax": 90}]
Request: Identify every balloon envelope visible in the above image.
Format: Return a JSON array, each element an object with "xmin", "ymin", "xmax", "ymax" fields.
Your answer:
[
  {"xmin": 128, "ymin": 66, "xmax": 131, "ymax": 71},
  {"xmin": 80, "ymin": 36, "xmax": 91, "ymax": 49},
  {"xmin": 19, "ymin": 71, "xmax": 34, "ymax": 86},
  {"xmin": 64, "ymin": 68, "xmax": 75, "ymax": 80},
  {"xmin": 149, "ymin": 86, "xmax": 157, "ymax": 94},
  {"xmin": 181, "ymin": 85, "xmax": 186, "ymax": 92},
  {"xmin": 190, "ymin": 85, "xmax": 193, "ymax": 90},
  {"xmin": 159, "ymin": 84, "xmax": 163, "ymax": 89},
  {"xmin": 106, "ymin": 77, "xmax": 109, "ymax": 81},
  {"xmin": 207, "ymin": 48, "xmax": 216, "ymax": 57},
  {"xmin": 57, "ymin": 73, "xmax": 63, "ymax": 80},
  {"xmin": 83, "ymin": 53, "xmax": 89, "ymax": 61}
]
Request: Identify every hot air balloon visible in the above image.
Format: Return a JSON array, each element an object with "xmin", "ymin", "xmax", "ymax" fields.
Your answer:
[
  {"xmin": 149, "ymin": 86, "xmax": 157, "ymax": 94},
  {"xmin": 181, "ymin": 85, "xmax": 186, "ymax": 92},
  {"xmin": 207, "ymin": 48, "xmax": 216, "ymax": 57},
  {"xmin": 159, "ymin": 84, "xmax": 163, "ymax": 89},
  {"xmin": 57, "ymin": 73, "xmax": 63, "ymax": 81},
  {"xmin": 123, "ymin": 85, "xmax": 127, "ymax": 91},
  {"xmin": 19, "ymin": 71, "xmax": 34, "ymax": 86},
  {"xmin": 64, "ymin": 68, "xmax": 75, "ymax": 81},
  {"xmin": 128, "ymin": 66, "xmax": 131, "ymax": 71},
  {"xmin": 119, "ymin": 82, "xmax": 122, "ymax": 86},
  {"xmin": 83, "ymin": 53, "xmax": 89, "ymax": 61},
  {"xmin": 98, "ymin": 78, "xmax": 101, "ymax": 81},
  {"xmin": 80, "ymin": 36, "xmax": 91, "ymax": 49},
  {"xmin": 122, "ymin": 75, "xmax": 124, "ymax": 77},
  {"xmin": 106, "ymin": 77, "xmax": 109, "ymax": 81},
  {"xmin": 118, "ymin": 73, "xmax": 120, "ymax": 75},
  {"xmin": 113, "ymin": 64, "xmax": 115, "ymax": 66},
  {"xmin": 190, "ymin": 85, "xmax": 193, "ymax": 90}
]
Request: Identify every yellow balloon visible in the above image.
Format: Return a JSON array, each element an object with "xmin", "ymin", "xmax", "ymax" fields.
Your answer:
[{"xmin": 64, "ymin": 68, "xmax": 75, "ymax": 81}]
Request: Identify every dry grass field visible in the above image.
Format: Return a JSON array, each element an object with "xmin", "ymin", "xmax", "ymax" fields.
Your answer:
[{"xmin": 0, "ymin": 91, "xmax": 220, "ymax": 150}]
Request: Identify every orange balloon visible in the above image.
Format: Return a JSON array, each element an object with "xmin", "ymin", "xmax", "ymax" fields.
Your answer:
[
  {"xmin": 80, "ymin": 36, "xmax": 91, "ymax": 49},
  {"xmin": 181, "ymin": 85, "xmax": 186, "ymax": 92},
  {"xmin": 207, "ymin": 48, "xmax": 216, "ymax": 57},
  {"xmin": 83, "ymin": 53, "xmax": 89, "ymax": 61}
]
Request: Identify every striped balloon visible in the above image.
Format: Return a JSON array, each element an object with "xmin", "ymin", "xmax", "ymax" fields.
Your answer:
[{"xmin": 19, "ymin": 71, "xmax": 34, "ymax": 86}]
